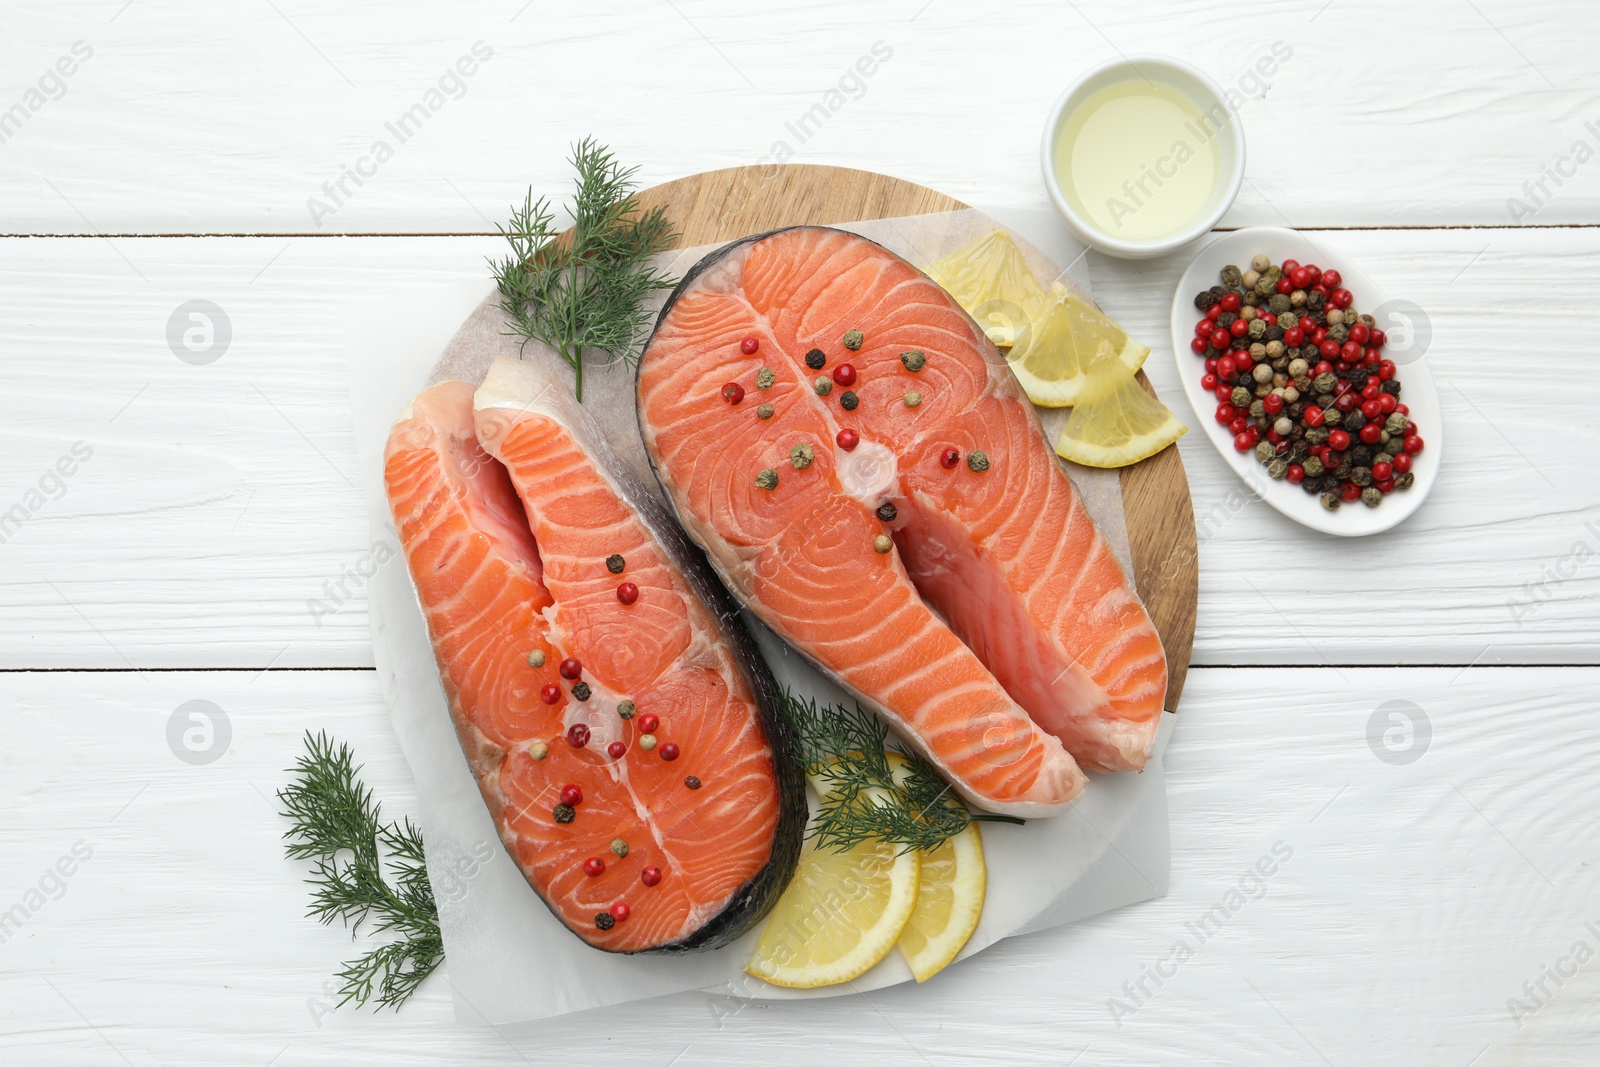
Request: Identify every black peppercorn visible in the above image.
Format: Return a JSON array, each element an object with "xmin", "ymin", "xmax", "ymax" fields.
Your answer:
[
  {"xmin": 606, "ymin": 554, "xmax": 625, "ymax": 574},
  {"xmin": 553, "ymin": 803, "xmax": 575, "ymax": 824},
  {"xmin": 1217, "ymin": 311, "xmax": 1238, "ymax": 329},
  {"xmin": 840, "ymin": 390, "xmax": 859, "ymax": 411},
  {"xmin": 595, "ymin": 912, "xmax": 615, "ymax": 931},
  {"xmin": 876, "ymin": 502, "xmax": 898, "ymax": 522},
  {"xmin": 1195, "ymin": 291, "xmax": 1218, "ymax": 310},
  {"xmin": 571, "ymin": 682, "xmax": 591, "ymax": 702},
  {"xmin": 1381, "ymin": 380, "xmax": 1402, "ymax": 396},
  {"xmin": 684, "ymin": 775, "xmax": 702, "ymax": 790},
  {"xmin": 805, "ymin": 348, "xmax": 826, "ymax": 370}
]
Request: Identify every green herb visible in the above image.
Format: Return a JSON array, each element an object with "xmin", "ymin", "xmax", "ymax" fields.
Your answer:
[
  {"xmin": 492, "ymin": 138, "xmax": 679, "ymax": 401},
  {"xmin": 277, "ymin": 731, "xmax": 442, "ymax": 1011},
  {"xmin": 777, "ymin": 691, "xmax": 1023, "ymax": 855}
]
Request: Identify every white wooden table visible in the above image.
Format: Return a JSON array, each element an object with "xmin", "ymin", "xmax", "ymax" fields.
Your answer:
[{"xmin": 3, "ymin": 3, "xmax": 1598, "ymax": 1063}]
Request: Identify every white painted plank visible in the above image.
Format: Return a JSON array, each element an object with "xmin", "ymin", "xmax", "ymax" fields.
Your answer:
[
  {"xmin": 1, "ymin": 1, "xmax": 1597, "ymax": 233},
  {"xmin": 0, "ymin": 666, "xmax": 1594, "ymax": 1064},
  {"xmin": 2, "ymin": 228, "xmax": 1594, "ymax": 669}
]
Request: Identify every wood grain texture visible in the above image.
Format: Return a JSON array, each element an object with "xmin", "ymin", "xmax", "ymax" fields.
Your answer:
[
  {"xmin": 623, "ymin": 163, "xmax": 1198, "ymax": 707},
  {"xmin": 1, "ymin": 666, "xmax": 1594, "ymax": 1065},
  {"xmin": 2, "ymin": 2, "xmax": 1598, "ymax": 233},
  {"xmin": 2, "ymin": 228, "xmax": 1593, "ymax": 670}
]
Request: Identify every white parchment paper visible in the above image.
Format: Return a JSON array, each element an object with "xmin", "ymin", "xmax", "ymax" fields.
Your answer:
[{"xmin": 345, "ymin": 206, "xmax": 1174, "ymax": 1024}]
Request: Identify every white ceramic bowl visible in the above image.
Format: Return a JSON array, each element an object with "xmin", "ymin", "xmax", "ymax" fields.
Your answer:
[
  {"xmin": 1169, "ymin": 226, "xmax": 1442, "ymax": 536},
  {"xmin": 1041, "ymin": 55, "xmax": 1246, "ymax": 259}
]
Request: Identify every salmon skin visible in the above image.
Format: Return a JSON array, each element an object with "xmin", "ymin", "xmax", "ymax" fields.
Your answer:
[
  {"xmin": 637, "ymin": 226, "xmax": 1167, "ymax": 816},
  {"xmin": 383, "ymin": 359, "xmax": 804, "ymax": 953}
]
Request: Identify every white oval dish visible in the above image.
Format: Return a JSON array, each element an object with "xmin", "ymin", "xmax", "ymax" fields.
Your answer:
[{"xmin": 1169, "ymin": 226, "xmax": 1441, "ymax": 537}]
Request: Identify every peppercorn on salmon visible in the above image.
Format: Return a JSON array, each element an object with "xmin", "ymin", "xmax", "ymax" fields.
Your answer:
[
  {"xmin": 383, "ymin": 362, "xmax": 803, "ymax": 952},
  {"xmin": 636, "ymin": 227, "xmax": 1167, "ymax": 815}
]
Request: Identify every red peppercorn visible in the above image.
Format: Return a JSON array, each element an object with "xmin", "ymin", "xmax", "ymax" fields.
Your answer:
[
  {"xmin": 610, "ymin": 902, "xmax": 630, "ymax": 923},
  {"xmin": 1263, "ymin": 394, "xmax": 1284, "ymax": 415},
  {"xmin": 1286, "ymin": 464, "xmax": 1305, "ymax": 484},
  {"xmin": 1395, "ymin": 402, "xmax": 1409, "ymax": 415},
  {"xmin": 637, "ymin": 712, "xmax": 660, "ymax": 734},
  {"xmin": 541, "ymin": 684, "xmax": 562, "ymax": 705},
  {"xmin": 1332, "ymin": 288, "xmax": 1353, "ymax": 309},
  {"xmin": 1216, "ymin": 355, "xmax": 1236, "ymax": 380},
  {"xmin": 640, "ymin": 866, "xmax": 662, "ymax": 887},
  {"xmin": 1275, "ymin": 277, "xmax": 1294, "ymax": 295},
  {"xmin": 1220, "ymin": 292, "xmax": 1241, "ymax": 312},
  {"xmin": 1215, "ymin": 385, "xmax": 1233, "ymax": 403},
  {"xmin": 1376, "ymin": 477, "xmax": 1395, "ymax": 495},
  {"xmin": 1210, "ymin": 329, "xmax": 1230, "ymax": 350},
  {"xmin": 1322, "ymin": 269, "xmax": 1342, "ymax": 289},
  {"xmin": 566, "ymin": 724, "xmax": 590, "ymax": 748},
  {"xmin": 1403, "ymin": 435, "xmax": 1424, "ymax": 454},
  {"xmin": 832, "ymin": 363, "xmax": 857, "ymax": 387},
  {"xmin": 583, "ymin": 857, "xmax": 605, "ymax": 877},
  {"xmin": 1360, "ymin": 423, "xmax": 1382, "ymax": 445},
  {"xmin": 659, "ymin": 742, "xmax": 680, "ymax": 761},
  {"xmin": 940, "ymin": 447, "xmax": 960, "ymax": 469},
  {"xmin": 1289, "ymin": 266, "xmax": 1311, "ymax": 289},
  {"xmin": 1379, "ymin": 360, "xmax": 1396, "ymax": 381},
  {"xmin": 1233, "ymin": 432, "xmax": 1253, "ymax": 453},
  {"xmin": 1361, "ymin": 399, "xmax": 1382, "ymax": 419},
  {"xmin": 1314, "ymin": 360, "xmax": 1333, "ymax": 376},
  {"xmin": 1229, "ymin": 415, "xmax": 1248, "ymax": 436},
  {"xmin": 1349, "ymin": 323, "xmax": 1370, "ymax": 346},
  {"xmin": 1328, "ymin": 429, "xmax": 1351, "ymax": 451},
  {"xmin": 1312, "ymin": 327, "xmax": 1328, "ymax": 344},
  {"xmin": 1190, "ymin": 336, "xmax": 1208, "ymax": 355},
  {"xmin": 1229, "ymin": 319, "xmax": 1249, "ymax": 338},
  {"xmin": 1305, "ymin": 265, "xmax": 1321, "ymax": 285},
  {"xmin": 1319, "ymin": 340, "xmax": 1341, "ymax": 360},
  {"xmin": 1200, "ymin": 373, "xmax": 1218, "ymax": 391},
  {"xmin": 1378, "ymin": 393, "xmax": 1397, "ymax": 414},
  {"xmin": 1266, "ymin": 429, "xmax": 1283, "ymax": 443},
  {"xmin": 1371, "ymin": 461, "xmax": 1393, "ymax": 481},
  {"xmin": 1284, "ymin": 327, "xmax": 1304, "ymax": 347},
  {"xmin": 1370, "ymin": 328, "xmax": 1387, "ymax": 348},
  {"xmin": 1196, "ymin": 319, "xmax": 1215, "ymax": 338},
  {"xmin": 559, "ymin": 657, "xmax": 582, "ymax": 680},
  {"xmin": 1341, "ymin": 483, "xmax": 1361, "ymax": 503},
  {"xmin": 1215, "ymin": 403, "xmax": 1236, "ymax": 425},
  {"xmin": 607, "ymin": 741, "xmax": 626, "ymax": 759},
  {"xmin": 1392, "ymin": 453, "xmax": 1412, "ymax": 474},
  {"xmin": 1335, "ymin": 393, "xmax": 1357, "ymax": 414},
  {"xmin": 1362, "ymin": 383, "xmax": 1381, "ymax": 402},
  {"xmin": 721, "ymin": 383, "xmax": 744, "ymax": 405},
  {"xmin": 1204, "ymin": 358, "xmax": 1219, "ymax": 374},
  {"xmin": 739, "ymin": 336, "xmax": 759, "ymax": 355},
  {"xmin": 836, "ymin": 428, "xmax": 860, "ymax": 451},
  {"xmin": 1340, "ymin": 341, "xmax": 1362, "ymax": 362},
  {"xmin": 560, "ymin": 784, "xmax": 583, "ymax": 806},
  {"xmin": 1282, "ymin": 259, "xmax": 1301, "ymax": 273},
  {"xmin": 1207, "ymin": 305, "xmax": 1223, "ymax": 322},
  {"xmin": 616, "ymin": 582, "xmax": 639, "ymax": 605},
  {"xmin": 1304, "ymin": 406, "xmax": 1325, "ymax": 428}
]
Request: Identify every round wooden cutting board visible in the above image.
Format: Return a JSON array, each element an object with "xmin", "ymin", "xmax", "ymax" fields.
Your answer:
[{"xmin": 630, "ymin": 164, "xmax": 1198, "ymax": 711}]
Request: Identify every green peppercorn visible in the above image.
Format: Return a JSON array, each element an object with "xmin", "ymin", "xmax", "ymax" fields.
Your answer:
[
  {"xmin": 1254, "ymin": 441, "xmax": 1274, "ymax": 464},
  {"xmin": 1385, "ymin": 413, "xmax": 1410, "ymax": 434},
  {"xmin": 842, "ymin": 329, "xmax": 864, "ymax": 350},
  {"xmin": 610, "ymin": 839, "xmax": 629, "ymax": 858},
  {"xmin": 1351, "ymin": 466, "xmax": 1373, "ymax": 488},
  {"xmin": 1313, "ymin": 372, "xmax": 1337, "ymax": 394},
  {"xmin": 1326, "ymin": 323, "xmax": 1349, "ymax": 343},
  {"xmin": 553, "ymin": 803, "xmax": 575, "ymax": 824},
  {"xmin": 1267, "ymin": 458, "xmax": 1289, "ymax": 480},
  {"xmin": 900, "ymin": 349, "xmax": 927, "ymax": 372},
  {"xmin": 1247, "ymin": 319, "xmax": 1267, "ymax": 341},
  {"xmin": 527, "ymin": 649, "xmax": 546, "ymax": 668},
  {"xmin": 756, "ymin": 402, "xmax": 775, "ymax": 419},
  {"xmin": 1249, "ymin": 399, "xmax": 1266, "ymax": 418},
  {"xmin": 1231, "ymin": 386, "xmax": 1253, "ymax": 407},
  {"xmin": 755, "ymin": 468, "xmax": 778, "ymax": 490},
  {"xmin": 1320, "ymin": 491, "xmax": 1342, "ymax": 511},
  {"xmin": 814, "ymin": 376, "xmax": 832, "ymax": 396},
  {"xmin": 756, "ymin": 367, "xmax": 775, "ymax": 390},
  {"xmin": 967, "ymin": 450, "xmax": 990, "ymax": 472},
  {"xmin": 790, "ymin": 443, "xmax": 814, "ymax": 470},
  {"xmin": 839, "ymin": 391, "xmax": 859, "ymax": 411},
  {"xmin": 1361, "ymin": 487, "xmax": 1383, "ymax": 508},
  {"xmin": 1220, "ymin": 265, "xmax": 1244, "ymax": 288},
  {"xmin": 1278, "ymin": 312, "xmax": 1299, "ymax": 331},
  {"xmin": 617, "ymin": 700, "xmax": 636, "ymax": 720},
  {"xmin": 1395, "ymin": 472, "xmax": 1416, "ymax": 491},
  {"xmin": 1303, "ymin": 456, "xmax": 1325, "ymax": 478},
  {"xmin": 1322, "ymin": 408, "xmax": 1342, "ymax": 427},
  {"xmin": 1268, "ymin": 293, "xmax": 1291, "ymax": 314},
  {"xmin": 876, "ymin": 502, "xmax": 898, "ymax": 522}
]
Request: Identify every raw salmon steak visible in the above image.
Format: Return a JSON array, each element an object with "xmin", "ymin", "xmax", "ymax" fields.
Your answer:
[
  {"xmin": 383, "ymin": 361, "xmax": 803, "ymax": 952},
  {"xmin": 637, "ymin": 227, "xmax": 1167, "ymax": 816}
]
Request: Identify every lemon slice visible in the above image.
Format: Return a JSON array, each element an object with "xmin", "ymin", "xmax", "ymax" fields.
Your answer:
[
  {"xmin": 746, "ymin": 789, "xmax": 921, "ymax": 988},
  {"xmin": 923, "ymin": 230, "xmax": 1045, "ymax": 348},
  {"xmin": 896, "ymin": 822, "xmax": 986, "ymax": 982},
  {"xmin": 1053, "ymin": 359, "xmax": 1187, "ymax": 469},
  {"xmin": 1005, "ymin": 283, "xmax": 1151, "ymax": 408}
]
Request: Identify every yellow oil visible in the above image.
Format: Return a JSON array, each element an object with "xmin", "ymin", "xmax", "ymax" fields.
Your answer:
[{"xmin": 1053, "ymin": 80, "xmax": 1225, "ymax": 243}]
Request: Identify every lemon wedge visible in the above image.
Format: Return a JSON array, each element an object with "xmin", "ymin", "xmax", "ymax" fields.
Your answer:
[
  {"xmin": 923, "ymin": 230, "xmax": 1045, "ymax": 348},
  {"xmin": 896, "ymin": 822, "xmax": 986, "ymax": 982},
  {"xmin": 746, "ymin": 788, "xmax": 921, "ymax": 988},
  {"xmin": 1004, "ymin": 283, "xmax": 1151, "ymax": 408},
  {"xmin": 1053, "ymin": 357, "xmax": 1187, "ymax": 468}
]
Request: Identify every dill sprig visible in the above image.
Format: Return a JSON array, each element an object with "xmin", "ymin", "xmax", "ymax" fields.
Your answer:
[
  {"xmin": 778, "ymin": 691, "xmax": 1024, "ymax": 855},
  {"xmin": 491, "ymin": 138, "xmax": 679, "ymax": 401},
  {"xmin": 277, "ymin": 731, "xmax": 442, "ymax": 1010}
]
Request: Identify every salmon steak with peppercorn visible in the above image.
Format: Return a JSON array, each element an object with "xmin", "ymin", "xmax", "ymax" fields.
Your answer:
[
  {"xmin": 383, "ymin": 361, "xmax": 804, "ymax": 952},
  {"xmin": 636, "ymin": 226, "xmax": 1167, "ymax": 816}
]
